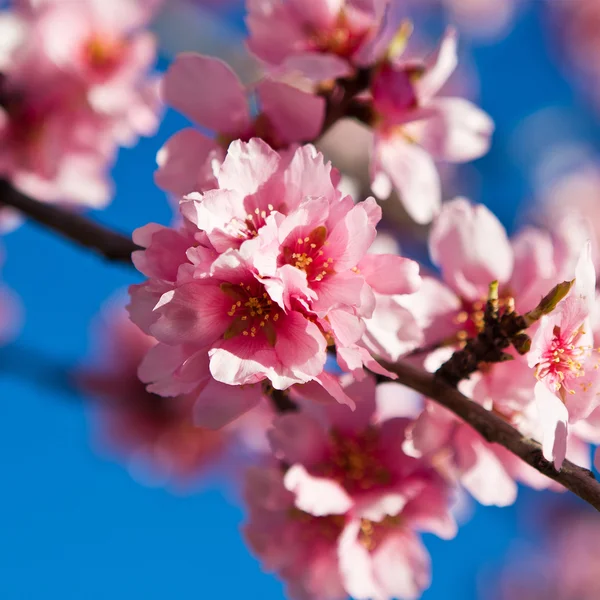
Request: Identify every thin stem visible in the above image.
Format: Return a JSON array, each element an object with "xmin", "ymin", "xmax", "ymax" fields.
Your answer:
[
  {"xmin": 379, "ymin": 359, "xmax": 600, "ymax": 512},
  {"xmin": 0, "ymin": 179, "xmax": 138, "ymax": 265}
]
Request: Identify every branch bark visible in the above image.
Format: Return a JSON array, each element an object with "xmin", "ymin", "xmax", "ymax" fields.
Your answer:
[
  {"xmin": 380, "ymin": 359, "xmax": 600, "ymax": 512},
  {"xmin": 0, "ymin": 179, "xmax": 138, "ymax": 265}
]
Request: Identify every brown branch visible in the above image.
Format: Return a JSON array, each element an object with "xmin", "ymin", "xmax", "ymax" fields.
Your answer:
[
  {"xmin": 0, "ymin": 179, "xmax": 138, "ymax": 265},
  {"xmin": 380, "ymin": 359, "xmax": 600, "ymax": 512}
]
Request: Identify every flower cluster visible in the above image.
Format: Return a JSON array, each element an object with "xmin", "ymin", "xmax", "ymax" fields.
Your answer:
[
  {"xmin": 156, "ymin": 0, "xmax": 493, "ymax": 224},
  {"xmin": 0, "ymin": 0, "xmax": 162, "ymax": 212},
  {"xmin": 244, "ymin": 375, "xmax": 456, "ymax": 600},
  {"xmin": 118, "ymin": 1, "xmax": 600, "ymax": 596},
  {"xmin": 130, "ymin": 138, "xmax": 421, "ymax": 423}
]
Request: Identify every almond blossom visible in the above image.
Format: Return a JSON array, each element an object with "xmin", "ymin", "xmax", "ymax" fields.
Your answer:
[
  {"xmin": 245, "ymin": 0, "xmax": 394, "ymax": 81},
  {"xmin": 369, "ymin": 29, "xmax": 494, "ymax": 224},
  {"xmin": 130, "ymin": 138, "xmax": 422, "ymax": 420},
  {"xmin": 79, "ymin": 302, "xmax": 274, "ymax": 485},
  {"xmin": 244, "ymin": 374, "xmax": 456, "ymax": 600},
  {"xmin": 0, "ymin": 0, "xmax": 161, "ymax": 209},
  {"xmin": 528, "ymin": 243, "xmax": 600, "ymax": 469},
  {"xmin": 155, "ymin": 52, "xmax": 325, "ymax": 197}
]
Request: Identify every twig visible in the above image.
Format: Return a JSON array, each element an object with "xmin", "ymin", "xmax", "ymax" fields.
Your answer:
[
  {"xmin": 379, "ymin": 359, "xmax": 600, "ymax": 512},
  {"xmin": 0, "ymin": 179, "xmax": 138, "ymax": 265}
]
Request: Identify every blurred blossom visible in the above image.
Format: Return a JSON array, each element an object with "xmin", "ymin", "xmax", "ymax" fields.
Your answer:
[
  {"xmin": 0, "ymin": 0, "xmax": 162, "ymax": 214},
  {"xmin": 244, "ymin": 374, "xmax": 456, "ymax": 600},
  {"xmin": 547, "ymin": 0, "xmax": 600, "ymax": 113},
  {"xmin": 78, "ymin": 301, "xmax": 272, "ymax": 488},
  {"xmin": 487, "ymin": 505, "xmax": 600, "ymax": 600}
]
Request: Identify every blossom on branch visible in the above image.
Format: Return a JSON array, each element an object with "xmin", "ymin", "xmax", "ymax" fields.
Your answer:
[
  {"xmin": 155, "ymin": 52, "xmax": 325, "ymax": 197},
  {"xmin": 244, "ymin": 374, "xmax": 456, "ymax": 600},
  {"xmin": 370, "ymin": 29, "xmax": 494, "ymax": 224},
  {"xmin": 129, "ymin": 139, "xmax": 421, "ymax": 423}
]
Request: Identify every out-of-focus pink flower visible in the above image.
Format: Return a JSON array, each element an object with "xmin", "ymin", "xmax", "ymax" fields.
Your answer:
[
  {"xmin": 528, "ymin": 243, "xmax": 600, "ymax": 469},
  {"xmin": 0, "ymin": 0, "xmax": 161, "ymax": 209},
  {"xmin": 492, "ymin": 507, "xmax": 600, "ymax": 600},
  {"xmin": 78, "ymin": 303, "xmax": 272, "ymax": 486},
  {"xmin": 370, "ymin": 30, "xmax": 494, "ymax": 224},
  {"xmin": 245, "ymin": 0, "xmax": 392, "ymax": 81},
  {"xmin": 155, "ymin": 52, "xmax": 325, "ymax": 197},
  {"xmin": 244, "ymin": 374, "xmax": 455, "ymax": 600},
  {"xmin": 130, "ymin": 139, "xmax": 422, "ymax": 423}
]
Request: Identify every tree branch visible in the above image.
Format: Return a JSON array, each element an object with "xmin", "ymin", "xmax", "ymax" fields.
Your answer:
[
  {"xmin": 380, "ymin": 359, "xmax": 600, "ymax": 512},
  {"xmin": 0, "ymin": 179, "xmax": 138, "ymax": 265}
]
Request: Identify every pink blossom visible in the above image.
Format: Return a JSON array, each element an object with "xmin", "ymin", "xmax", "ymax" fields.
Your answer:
[
  {"xmin": 493, "ymin": 507, "xmax": 600, "ymax": 600},
  {"xmin": 155, "ymin": 52, "xmax": 325, "ymax": 197},
  {"xmin": 370, "ymin": 30, "xmax": 494, "ymax": 224},
  {"xmin": 78, "ymin": 305, "xmax": 232, "ymax": 485},
  {"xmin": 528, "ymin": 243, "xmax": 600, "ymax": 469},
  {"xmin": 130, "ymin": 139, "xmax": 422, "ymax": 413},
  {"xmin": 79, "ymin": 301, "xmax": 274, "ymax": 485},
  {"xmin": 244, "ymin": 375, "xmax": 455, "ymax": 600},
  {"xmin": 0, "ymin": 0, "xmax": 161, "ymax": 208},
  {"xmin": 245, "ymin": 0, "xmax": 392, "ymax": 81}
]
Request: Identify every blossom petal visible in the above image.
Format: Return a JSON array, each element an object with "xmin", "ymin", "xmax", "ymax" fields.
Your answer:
[
  {"xmin": 162, "ymin": 53, "xmax": 250, "ymax": 134},
  {"xmin": 372, "ymin": 134, "xmax": 441, "ymax": 225},
  {"xmin": 358, "ymin": 254, "xmax": 421, "ymax": 295},
  {"xmin": 257, "ymin": 79, "xmax": 325, "ymax": 144},
  {"xmin": 155, "ymin": 129, "xmax": 220, "ymax": 196},
  {"xmin": 284, "ymin": 464, "xmax": 353, "ymax": 516},
  {"xmin": 535, "ymin": 381, "xmax": 569, "ymax": 470}
]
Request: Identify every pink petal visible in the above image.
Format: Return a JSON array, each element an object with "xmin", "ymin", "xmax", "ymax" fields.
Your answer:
[
  {"xmin": 338, "ymin": 520, "xmax": 383, "ymax": 599},
  {"xmin": 162, "ymin": 53, "xmax": 250, "ymax": 134},
  {"xmin": 268, "ymin": 413, "xmax": 328, "ymax": 465},
  {"xmin": 217, "ymin": 138, "xmax": 282, "ymax": 197},
  {"xmin": 284, "ymin": 464, "xmax": 353, "ymax": 516},
  {"xmin": 454, "ymin": 427, "xmax": 518, "ymax": 507},
  {"xmin": 408, "ymin": 98, "xmax": 494, "ymax": 163},
  {"xmin": 372, "ymin": 531, "xmax": 431, "ymax": 600},
  {"xmin": 274, "ymin": 312, "xmax": 327, "ymax": 380},
  {"xmin": 139, "ymin": 343, "xmax": 209, "ymax": 396},
  {"xmin": 415, "ymin": 27, "xmax": 458, "ymax": 102},
  {"xmin": 257, "ymin": 79, "xmax": 325, "ymax": 144},
  {"xmin": 154, "ymin": 129, "xmax": 220, "ymax": 196},
  {"xmin": 429, "ymin": 198, "xmax": 514, "ymax": 299},
  {"xmin": 358, "ymin": 254, "xmax": 421, "ymax": 295},
  {"xmin": 209, "ymin": 335, "xmax": 278, "ymax": 387},
  {"xmin": 575, "ymin": 240, "xmax": 596, "ymax": 316},
  {"xmin": 150, "ymin": 282, "xmax": 230, "ymax": 345},
  {"xmin": 372, "ymin": 134, "xmax": 442, "ymax": 225},
  {"xmin": 287, "ymin": 0, "xmax": 343, "ymax": 28},
  {"xmin": 194, "ymin": 379, "xmax": 262, "ymax": 429},
  {"xmin": 535, "ymin": 381, "xmax": 569, "ymax": 470},
  {"xmin": 327, "ymin": 199, "xmax": 379, "ymax": 272},
  {"xmin": 279, "ymin": 52, "xmax": 352, "ymax": 81}
]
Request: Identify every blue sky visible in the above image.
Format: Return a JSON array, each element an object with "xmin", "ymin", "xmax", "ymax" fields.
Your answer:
[{"xmin": 0, "ymin": 2, "xmax": 596, "ymax": 599}]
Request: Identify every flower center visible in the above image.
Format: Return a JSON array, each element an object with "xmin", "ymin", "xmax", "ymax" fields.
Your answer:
[
  {"xmin": 308, "ymin": 12, "xmax": 368, "ymax": 59},
  {"xmin": 358, "ymin": 515, "xmax": 403, "ymax": 551},
  {"xmin": 536, "ymin": 325, "xmax": 591, "ymax": 394},
  {"xmin": 221, "ymin": 281, "xmax": 280, "ymax": 345},
  {"xmin": 83, "ymin": 34, "xmax": 126, "ymax": 76},
  {"xmin": 282, "ymin": 226, "xmax": 335, "ymax": 282},
  {"xmin": 314, "ymin": 427, "xmax": 391, "ymax": 495}
]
